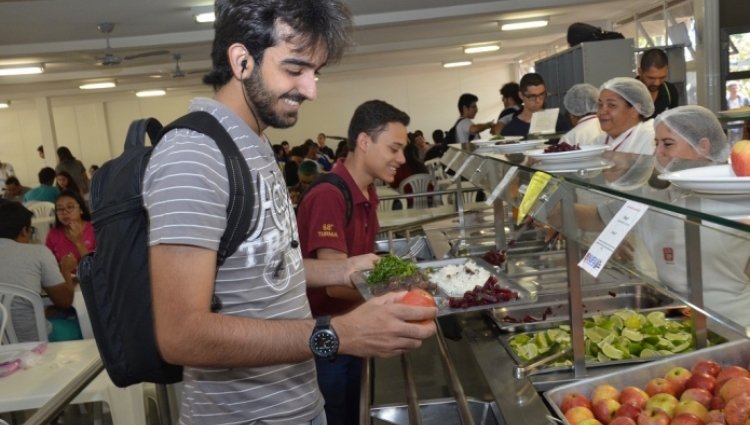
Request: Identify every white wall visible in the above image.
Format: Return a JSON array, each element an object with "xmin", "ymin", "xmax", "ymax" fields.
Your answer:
[
  {"xmin": 0, "ymin": 62, "xmax": 513, "ymax": 189},
  {"xmin": 266, "ymin": 62, "xmax": 514, "ymax": 145}
]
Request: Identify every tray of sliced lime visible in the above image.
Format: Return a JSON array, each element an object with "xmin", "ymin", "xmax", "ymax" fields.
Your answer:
[{"xmin": 498, "ymin": 308, "xmax": 728, "ymax": 373}]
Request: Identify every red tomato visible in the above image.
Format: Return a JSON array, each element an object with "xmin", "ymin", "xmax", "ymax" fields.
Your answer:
[{"xmin": 399, "ymin": 289, "xmax": 436, "ymax": 324}]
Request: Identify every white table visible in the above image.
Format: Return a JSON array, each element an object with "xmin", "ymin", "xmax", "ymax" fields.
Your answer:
[
  {"xmin": 375, "ymin": 186, "xmax": 399, "ymax": 198},
  {"xmin": 0, "ymin": 340, "xmax": 145, "ymax": 425},
  {"xmin": 377, "ymin": 204, "xmax": 455, "ymax": 229}
]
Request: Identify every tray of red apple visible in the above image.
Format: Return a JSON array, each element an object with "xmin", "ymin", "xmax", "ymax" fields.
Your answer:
[{"xmin": 545, "ymin": 338, "xmax": 750, "ymax": 425}]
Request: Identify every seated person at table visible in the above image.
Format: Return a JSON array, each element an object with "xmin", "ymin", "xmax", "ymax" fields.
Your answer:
[
  {"xmin": 284, "ymin": 145, "xmax": 307, "ymax": 186},
  {"xmin": 572, "ymin": 106, "xmax": 750, "ymax": 327},
  {"xmin": 411, "ymin": 130, "xmax": 429, "ymax": 162},
  {"xmin": 288, "ymin": 160, "xmax": 320, "ymax": 206},
  {"xmin": 453, "ymin": 93, "xmax": 493, "ymax": 143},
  {"xmin": 45, "ymin": 190, "xmax": 95, "ymax": 264},
  {"xmin": 424, "ymin": 129, "xmax": 449, "ymax": 162},
  {"xmin": 334, "ymin": 140, "xmax": 349, "ymax": 159},
  {"xmin": 0, "ymin": 200, "xmax": 80, "ymax": 341},
  {"xmin": 559, "ymin": 83, "xmax": 605, "ymax": 147},
  {"xmin": 2, "ymin": 177, "xmax": 30, "ymax": 202},
  {"xmin": 390, "ymin": 143, "xmax": 428, "ymax": 190},
  {"xmin": 23, "ymin": 167, "xmax": 60, "ymax": 204},
  {"xmin": 591, "ymin": 77, "xmax": 656, "ymax": 154},
  {"xmin": 297, "ymin": 100, "xmax": 408, "ymax": 425},
  {"xmin": 55, "ymin": 171, "xmax": 84, "ymax": 199},
  {"xmin": 500, "ymin": 73, "xmax": 570, "ymax": 137},
  {"xmin": 309, "ymin": 142, "xmax": 332, "ymax": 171}
]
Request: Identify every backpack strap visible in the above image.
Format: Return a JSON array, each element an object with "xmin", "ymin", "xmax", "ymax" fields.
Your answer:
[
  {"xmin": 159, "ymin": 111, "xmax": 259, "ymax": 268},
  {"xmin": 125, "ymin": 118, "xmax": 164, "ymax": 149},
  {"xmin": 298, "ymin": 173, "xmax": 353, "ymax": 227},
  {"xmin": 159, "ymin": 111, "xmax": 260, "ymax": 313}
]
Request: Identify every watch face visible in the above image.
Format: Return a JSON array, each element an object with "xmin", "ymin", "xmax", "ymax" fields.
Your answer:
[{"xmin": 312, "ymin": 329, "xmax": 339, "ymax": 357}]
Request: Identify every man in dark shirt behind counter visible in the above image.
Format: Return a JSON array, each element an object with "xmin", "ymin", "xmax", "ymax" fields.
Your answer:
[
  {"xmin": 637, "ymin": 48, "xmax": 680, "ymax": 119},
  {"xmin": 297, "ymin": 99, "xmax": 409, "ymax": 425}
]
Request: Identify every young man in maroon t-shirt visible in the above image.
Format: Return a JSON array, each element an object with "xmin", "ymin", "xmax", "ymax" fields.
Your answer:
[{"xmin": 297, "ymin": 100, "xmax": 409, "ymax": 425}]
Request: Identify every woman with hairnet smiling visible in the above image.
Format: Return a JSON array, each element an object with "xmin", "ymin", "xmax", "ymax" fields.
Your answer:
[
  {"xmin": 593, "ymin": 77, "xmax": 656, "ymax": 154},
  {"xmin": 653, "ymin": 105, "xmax": 730, "ymax": 171},
  {"xmin": 566, "ymin": 105, "xmax": 750, "ymax": 327}
]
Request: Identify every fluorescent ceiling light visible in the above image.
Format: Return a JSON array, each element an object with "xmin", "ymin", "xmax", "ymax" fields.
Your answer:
[
  {"xmin": 0, "ymin": 64, "xmax": 44, "ymax": 76},
  {"xmin": 136, "ymin": 90, "xmax": 166, "ymax": 98},
  {"xmin": 192, "ymin": 6, "xmax": 215, "ymax": 23},
  {"xmin": 464, "ymin": 45, "xmax": 500, "ymax": 54},
  {"xmin": 500, "ymin": 19, "xmax": 548, "ymax": 31},
  {"xmin": 80, "ymin": 82, "xmax": 116, "ymax": 90},
  {"xmin": 443, "ymin": 61, "xmax": 472, "ymax": 68},
  {"xmin": 0, "ymin": 102, "xmax": 9, "ymax": 109}
]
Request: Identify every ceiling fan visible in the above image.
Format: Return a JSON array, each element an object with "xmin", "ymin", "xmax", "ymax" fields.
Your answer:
[
  {"xmin": 96, "ymin": 22, "xmax": 169, "ymax": 66},
  {"xmin": 159, "ymin": 53, "xmax": 209, "ymax": 78}
]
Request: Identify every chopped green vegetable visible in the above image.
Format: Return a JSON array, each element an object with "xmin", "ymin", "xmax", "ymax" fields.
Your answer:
[
  {"xmin": 490, "ymin": 134, "xmax": 504, "ymax": 140},
  {"xmin": 366, "ymin": 255, "xmax": 419, "ymax": 285}
]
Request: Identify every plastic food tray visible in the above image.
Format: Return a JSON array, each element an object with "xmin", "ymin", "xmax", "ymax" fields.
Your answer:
[
  {"xmin": 352, "ymin": 257, "xmax": 538, "ymax": 317},
  {"xmin": 544, "ymin": 338, "xmax": 748, "ymax": 424}
]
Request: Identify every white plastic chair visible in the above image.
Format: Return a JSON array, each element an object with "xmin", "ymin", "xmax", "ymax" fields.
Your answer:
[
  {"xmin": 26, "ymin": 201, "xmax": 56, "ymax": 219},
  {"xmin": 398, "ymin": 173, "xmax": 437, "ymax": 209},
  {"xmin": 425, "ymin": 158, "xmax": 447, "ymax": 181},
  {"xmin": 0, "ymin": 283, "xmax": 47, "ymax": 344},
  {"xmin": 0, "ymin": 304, "xmax": 7, "ymax": 345}
]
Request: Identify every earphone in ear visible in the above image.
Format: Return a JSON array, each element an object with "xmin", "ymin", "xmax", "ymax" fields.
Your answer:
[{"xmin": 240, "ymin": 60, "xmax": 247, "ymax": 73}]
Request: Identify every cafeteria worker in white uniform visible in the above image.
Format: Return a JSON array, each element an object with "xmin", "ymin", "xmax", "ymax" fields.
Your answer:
[
  {"xmin": 592, "ymin": 77, "xmax": 656, "ymax": 155},
  {"xmin": 559, "ymin": 84, "xmax": 605, "ymax": 147},
  {"xmin": 597, "ymin": 106, "xmax": 750, "ymax": 327}
]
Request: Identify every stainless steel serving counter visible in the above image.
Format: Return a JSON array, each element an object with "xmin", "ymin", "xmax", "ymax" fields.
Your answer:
[{"xmin": 369, "ymin": 311, "xmax": 551, "ymax": 425}]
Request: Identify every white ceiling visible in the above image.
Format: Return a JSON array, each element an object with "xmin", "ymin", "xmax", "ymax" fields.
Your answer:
[{"xmin": 0, "ymin": 0, "xmax": 652, "ymax": 102}]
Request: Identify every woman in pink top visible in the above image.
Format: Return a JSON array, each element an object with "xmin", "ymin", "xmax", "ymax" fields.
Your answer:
[{"xmin": 45, "ymin": 190, "xmax": 95, "ymax": 263}]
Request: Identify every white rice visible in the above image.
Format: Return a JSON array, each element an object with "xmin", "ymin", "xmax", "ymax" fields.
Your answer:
[{"xmin": 431, "ymin": 260, "xmax": 491, "ymax": 296}]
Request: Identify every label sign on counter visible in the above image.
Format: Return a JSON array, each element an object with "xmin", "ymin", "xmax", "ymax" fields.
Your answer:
[
  {"xmin": 579, "ymin": 200, "xmax": 648, "ymax": 278},
  {"xmin": 516, "ymin": 172, "xmax": 551, "ymax": 225},
  {"xmin": 486, "ymin": 166, "xmax": 518, "ymax": 205}
]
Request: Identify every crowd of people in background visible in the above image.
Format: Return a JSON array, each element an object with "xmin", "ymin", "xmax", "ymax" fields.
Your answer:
[{"xmin": 0, "ymin": 145, "xmax": 102, "ymax": 344}]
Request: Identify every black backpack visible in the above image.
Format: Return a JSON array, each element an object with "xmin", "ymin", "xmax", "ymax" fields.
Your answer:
[
  {"xmin": 296, "ymin": 173, "xmax": 353, "ymax": 226},
  {"xmin": 77, "ymin": 111, "xmax": 259, "ymax": 387},
  {"xmin": 444, "ymin": 118, "xmax": 463, "ymax": 144},
  {"xmin": 567, "ymin": 22, "xmax": 624, "ymax": 47}
]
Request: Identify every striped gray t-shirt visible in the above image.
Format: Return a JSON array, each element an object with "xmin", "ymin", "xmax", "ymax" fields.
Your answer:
[{"xmin": 143, "ymin": 98, "xmax": 322, "ymax": 425}]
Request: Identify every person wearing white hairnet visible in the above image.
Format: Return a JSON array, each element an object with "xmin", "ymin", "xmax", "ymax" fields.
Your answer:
[
  {"xmin": 560, "ymin": 84, "xmax": 605, "ymax": 147},
  {"xmin": 592, "ymin": 77, "xmax": 656, "ymax": 154},
  {"xmin": 654, "ymin": 105, "xmax": 730, "ymax": 166},
  {"xmin": 567, "ymin": 105, "xmax": 750, "ymax": 327}
]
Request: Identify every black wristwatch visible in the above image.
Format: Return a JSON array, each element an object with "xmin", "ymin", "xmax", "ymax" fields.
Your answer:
[{"xmin": 309, "ymin": 316, "xmax": 339, "ymax": 362}]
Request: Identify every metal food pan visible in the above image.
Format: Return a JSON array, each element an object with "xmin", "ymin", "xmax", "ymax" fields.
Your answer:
[
  {"xmin": 544, "ymin": 339, "xmax": 750, "ymax": 425},
  {"xmin": 491, "ymin": 282, "xmax": 681, "ymax": 333},
  {"xmin": 497, "ymin": 314, "xmax": 724, "ymax": 380},
  {"xmin": 352, "ymin": 257, "xmax": 538, "ymax": 317}
]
